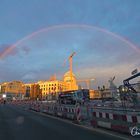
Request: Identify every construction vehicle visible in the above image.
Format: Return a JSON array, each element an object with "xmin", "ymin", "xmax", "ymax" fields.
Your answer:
[
  {"xmin": 119, "ymin": 72, "xmax": 140, "ymax": 104},
  {"xmin": 123, "ymin": 72, "xmax": 140, "ymax": 93}
]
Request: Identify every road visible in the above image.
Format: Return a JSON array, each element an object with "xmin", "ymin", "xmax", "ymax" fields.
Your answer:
[{"xmin": 0, "ymin": 104, "xmax": 134, "ymax": 140}]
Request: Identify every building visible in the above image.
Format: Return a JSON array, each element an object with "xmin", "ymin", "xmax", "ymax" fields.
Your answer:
[
  {"xmin": 38, "ymin": 80, "xmax": 65, "ymax": 98},
  {"xmin": 89, "ymin": 90, "xmax": 101, "ymax": 99},
  {"xmin": 25, "ymin": 83, "xmax": 42, "ymax": 99},
  {"xmin": 0, "ymin": 82, "xmax": 7, "ymax": 94},
  {"xmin": 0, "ymin": 81, "xmax": 26, "ymax": 99},
  {"xmin": 63, "ymin": 71, "xmax": 78, "ymax": 91},
  {"xmin": 100, "ymin": 89, "xmax": 112, "ymax": 98},
  {"xmin": 0, "ymin": 70, "xmax": 79, "ymax": 100},
  {"xmin": 37, "ymin": 71, "xmax": 78, "ymax": 98}
]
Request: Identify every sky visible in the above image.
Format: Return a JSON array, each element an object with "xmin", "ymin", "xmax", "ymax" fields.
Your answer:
[{"xmin": 0, "ymin": 0, "xmax": 140, "ymax": 89}]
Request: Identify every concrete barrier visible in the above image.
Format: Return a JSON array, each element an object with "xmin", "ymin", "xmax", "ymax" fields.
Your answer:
[
  {"xmin": 90, "ymin": 109, "xmax": 140, "ymax": 134},
  {"xmin": 9, "ymin": 100, "xmax": 140, "ymax": 135}
]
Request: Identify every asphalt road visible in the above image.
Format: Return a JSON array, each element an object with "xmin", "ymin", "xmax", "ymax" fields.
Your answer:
[{"xmin": 0, "ymin": 104, "xmax": 135, "ymax": 140}]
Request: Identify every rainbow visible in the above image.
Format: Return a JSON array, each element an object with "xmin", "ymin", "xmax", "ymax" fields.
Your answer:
[{"xmin": 0, "ymin": 24, "xmax": 140, "ymax": 58}]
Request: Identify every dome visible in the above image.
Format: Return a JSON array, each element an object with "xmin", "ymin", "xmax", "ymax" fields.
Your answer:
[{"xmin": 64, "ymin": 71, "xmax": 75, "ymax": 78}]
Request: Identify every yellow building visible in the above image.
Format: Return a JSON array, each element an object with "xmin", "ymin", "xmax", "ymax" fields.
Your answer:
[
  {"xmin": 89, "ymin": 90, "xmax": 101, "ymax": 99},
  {"xmin": 0, "ymin": 82, "xmax": 7, "ymax": 94},
  {"xmin": 37, "ymin": 71, "xmax": 78, "ymax": 97},
  {"xmin": 38, "ymin": 80, "xmax": 65, "ymax": 97},
  {"xmin": 0, "ymin": 81, "xmax": 26, "ymax": 99},
  {"xmin": 63, "ymin": 71, "xmax": 78, "ymax": 91},
  {"xmin": 0, "ymin": 70, "xmax": 79, "ymax": 99},
  {"xmin": 6, "ymin": 81, "xmax": 25, "ymax": 94},
  {"xmin": 90, "ymin": 89, "xmax": 112, "ymax": 99},
  {"xmin": 25, "ymin": 83, "xmax": 42, "ymax": 99}
]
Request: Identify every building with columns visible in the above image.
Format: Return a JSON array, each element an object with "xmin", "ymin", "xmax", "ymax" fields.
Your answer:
[
  {"xmin": 37, "ymin": 80, "xmax": 65, "ymax": 97},
  {"xmin": 63, "ymin": 71, "xmax": 78, "ymax": 91},
  {"xmin": 37, "ymin": 71, "xmax": 78, "ymax": 98}
]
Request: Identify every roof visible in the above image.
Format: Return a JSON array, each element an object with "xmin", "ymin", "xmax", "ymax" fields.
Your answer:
[{"xmin": 64, "ymin": 71, "xmax": 75, "ymax": 77}]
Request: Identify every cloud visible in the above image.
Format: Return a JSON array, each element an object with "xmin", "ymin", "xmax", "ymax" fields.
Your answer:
[
  {"xmin": 0, "ymin": 44, "xmax": 32, "ymax": 59},
  {"xmin": 75, "ymin": 63, "xmax": 137, "ymax": 88},
  {"xmin": 22, "ymin": 46, "xmax": 30, "ymax": 54},
  {"xmin": 21, "ymin": 72, "xmax": 37, "ymax": 82},
  {"xmin": 0, "ymin": 25, "xmax": 139, "ymax": 87}
]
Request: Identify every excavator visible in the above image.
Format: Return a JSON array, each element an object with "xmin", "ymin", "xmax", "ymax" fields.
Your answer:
[
  {"xmin": 120, "ymin": 72, "xmax": 140, "ymax": 105},
  {"xmin": 123, "ymin": 72, "xmax": 140, "ymax": 93}
]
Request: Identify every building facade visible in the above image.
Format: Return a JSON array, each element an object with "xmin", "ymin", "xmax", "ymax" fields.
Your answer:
[
  {"xmin": 38, "ymin": 80, "xmax": 65, "ymax": 98},
  {"xmin": 63, "ymin": 71, "xmax": 78, "ymax": 91},
  {"xmin": 0, "ymin": 71, "xmax": 79, "ymax": 100},
  {"xmin": 89, "ymin": 90, "xmax": 101, "ymax": 99},
  {"xmin": 0, "ymin": 81, "xmax": 26, "ymax": 99},
  {"xmin": 37, "ymin": 71, "xmax": 78, "ymax": 98},
  {"xmin": 25, "ymin": 83, "xmax": 42, "ymax": 99}
]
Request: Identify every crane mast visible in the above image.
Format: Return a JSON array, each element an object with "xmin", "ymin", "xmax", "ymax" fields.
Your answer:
[
  {"xmin": 62, "ymin": 52, "xmax": 76, "ymax": 90},
  {"xmin": 69, "ymin": 52, "xmax": 76, "ymax": 90}
]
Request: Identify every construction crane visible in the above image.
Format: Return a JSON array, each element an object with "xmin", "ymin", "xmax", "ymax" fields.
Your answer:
[
  {"xmin": 69, "ymin": 52, "xmax": 76, "ymax": 76},
  {"xmin": 77, "ymin": 78, "xmax": 95, "ymax": 89},
  {"xmin": 49, "ymin": 74, "xmax": 56, "ymax": 81},
  {"xmin": 63, "ymin": 52, "xmax": 76, "ymax": 71},
  {"xmin": 62, "ymin": 52, "xmax": 76, "ymax": 90}
]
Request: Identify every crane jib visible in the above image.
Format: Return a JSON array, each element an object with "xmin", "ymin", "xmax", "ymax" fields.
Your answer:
[{"xmin": 123, "ymin": 72, "xmax": 140, "ymax": 84}]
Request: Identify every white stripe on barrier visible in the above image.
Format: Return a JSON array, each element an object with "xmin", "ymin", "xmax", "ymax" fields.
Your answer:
[
  {"xmin": 137, "ymin": 116, "xmax": 140, "ymax": 123},
  {"xmin": 102, "ymin": 112, "xmax": 106, "ymax": 118},
  {"xmin": 98, "ymin": 121, "xmax": 111, "ymax": 128},
  {"xmin": 96, "ymin": 112, "xmax": 99, "ymax": 118},
  {"xmin": 91, "ymin": 111, "xmax": 140, "ymax": 124},
  {"xmin": 57, "ymin": 112, "xmax": 62, "ymax": 116},
  {"xmin": 109, "ymin": 113, "xmax": 113, "ymax": 120},
  {"xmin": 127, "ymin": 115, "xmax": 132, "ymax": 122}
]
